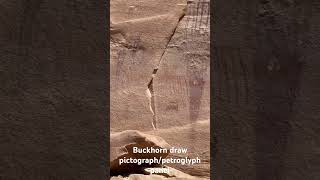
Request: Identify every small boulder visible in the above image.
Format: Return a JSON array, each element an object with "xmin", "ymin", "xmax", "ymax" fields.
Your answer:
[{"xmin": 110, "ymin": 130, "xmax": 171, "ymax": 175}]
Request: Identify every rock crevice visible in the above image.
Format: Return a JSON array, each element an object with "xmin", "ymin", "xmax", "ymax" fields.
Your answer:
[{"xmin": 146, "ymin": 12, "xmax": 186, "ymax": 129}]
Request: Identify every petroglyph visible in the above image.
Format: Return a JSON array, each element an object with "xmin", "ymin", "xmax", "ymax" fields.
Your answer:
[
  {"xmin": 111, "ymin": 0, "xmax": 210, "ymax": 177},
  {"xmin": 153, "ymin": 0, "xmax": 210, "ymax": 131},
  {"xmin": 185, "ymin": 0, "xmax": 210, "ymax": 38},
  {"xmin": 110, "ymin": 0, "xmax": 187, "ymax": 131}
]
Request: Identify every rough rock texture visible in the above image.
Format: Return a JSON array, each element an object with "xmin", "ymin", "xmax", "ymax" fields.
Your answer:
[
  {"xmin": 154, "ymin": 0, "xmax": 210, "ymax": 129},
  {"xmin": 111, "ymin": 0, "xmax": 210, "ymax": 178},
  {"xmin": 111, "ymin": 171, "xmax": 204, "ymax": 180},
  {"xmin": 110, "ymin": 0, "xmax": 210, "ymax": 131},
  {"xmin": 110, "ymin": 0, "xmax": 187, "ymax": 131},
  {"xmin": 213, "ymin": 0, "xmax": 320, "ymax": 180},
  {"xmin": 148, "ymin": 120, "xmax": 210, "ymax": 177},
  {"xmin": 110, "ymin": 130, "xmax": 170, "ymax": 175},
  {"xmin": 111, "ymin": 166, "xmax": 200, "ymax": 179},
  {"xmin": 0, "ymin": 0, "xmax": 107, "ymax": 179},
  {"xmin": 110, "ymin": 131, "xmax": 207, "ymax": 179},
  {"xmin": 111, "ymin": 171, "xmax": 206, "ymax": 180}
]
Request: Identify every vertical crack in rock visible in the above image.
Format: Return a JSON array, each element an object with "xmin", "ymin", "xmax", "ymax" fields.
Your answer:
[
  {"xmin": 146, "ymin": 12, "xmax": 186, "ymax": 130},
  {"xmin": 147, "ymin": 69, "xmax": 158, "ymax": 129},
  {"xmin": 158, "ymin": 13, "xmax": 186, "ymax": 69}
]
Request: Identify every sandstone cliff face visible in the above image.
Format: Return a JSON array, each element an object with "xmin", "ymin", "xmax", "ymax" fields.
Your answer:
[
  {"xmin": 111, "ymin": 0, "xmax": 210, "ymax": 178},
  {"xmin": 110, "ymin": 0, "xmax": 210, "ymax": 131},
  {"xmin": 110, "ymin": 0, "xmax": 187, "ymax": 131}
]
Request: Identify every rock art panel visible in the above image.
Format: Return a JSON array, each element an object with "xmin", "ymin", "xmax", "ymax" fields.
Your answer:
[
  {"xmin": 154, "ymin": 0, "xmax": 210, "ymax": 129},
  {"xmin": 110, "ymin": 0, "xmax": 187, "ymax": 131},
  {"xmin": 153, "ymin": 1, "xmax": 210, "ymax": 170},
  {"xmin": 110, "ymin": 0, "xmax": 211, "ymax": 178}
]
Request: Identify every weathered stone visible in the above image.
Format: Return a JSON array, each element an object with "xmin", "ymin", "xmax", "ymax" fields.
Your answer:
[
  {"xmin": 110, "ymin": 0, "xmax": 187, "ymax": 131},
  {"xmin": 148, "ymin": 120, "xmax": 210, "ymax": 177},
  {"xmin": 110, "ymin": 130, "xmax": 170, "ymax": 175},
  {"xmin": 154, "ymin": 0, "xmax": 210, "ymax": 129},
  {"xmin": 110, "ymin": 0, "xmax": 211, "ymax": 179},
  {"xmin": 111, "ymin": 166, "xmax": 207, "ymax": 179}
]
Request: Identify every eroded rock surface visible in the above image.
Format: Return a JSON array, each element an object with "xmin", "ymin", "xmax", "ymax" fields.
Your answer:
[
  {"xmin": 111, "ymin": 166, "xmax": 203, "ymax": 179},
  {"xmin": 110, "ymin": 130, "xmax": 170, "ymax": 175},
  {"xmin": 110, "ymin": 130, "xmax": 207, "ymax": 179},
  {"xmin": 111, "ymin": 0, "xmax": 210, "ymax": 178},
  {"xmin": 154, "ymin": 0, "xmax": 210, "ymax": 129},
  {"xmin": 148, "ymin": 120, "xmax": 210, "ymax": 177},
  {"xmin": 111, "ymin": 0, "xmax": 187, "ymax": 131}
]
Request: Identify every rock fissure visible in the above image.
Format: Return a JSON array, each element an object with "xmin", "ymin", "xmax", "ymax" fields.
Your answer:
[
  {"xmin": 147, "ymin": 68, "xmax": 158, "ymax": 130},
  {"xmin": 111, "ymin": 0, "xmax": 211, "ymax": 178},
  {"xmin": 146, "ymin": 12, "xmax": 186, "ymax": 130},
  {"xmin": 147, "ymin": 14, "xmax": 185, "ymax": 129},
  {"xmin": 158, "ymin": 13, "xmax": 186, "ymax": 69}
]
